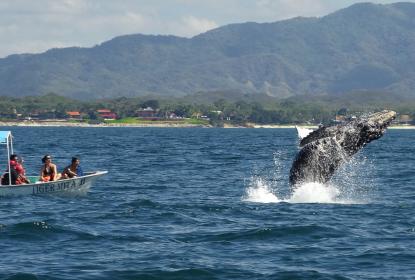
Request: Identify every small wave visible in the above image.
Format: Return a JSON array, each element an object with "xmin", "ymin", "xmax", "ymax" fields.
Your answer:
[
  {"xmin": 0, "ymin": 272, "xmax": 40, "ymax": 280},
  {"xmin": 98, "ymin": 268, "xmax": 226, "ymax": 280},
  {"xmin": 11, "ymin": 221, "xmax": 53, "ymax": 232},
  {"xmin": 121, "ymin": 199, "xmax": 160, "ymax": 209},
  {"xmin": 76, "ymin": 268, "xmax": 351, "ymax": 280},
  {"xmin": 3, "ymin": 221, "xmax": 104, "ymax": 241},
  {"xmin": 177, "ymin": 224, "xmax": 345, "ymax": 243}
]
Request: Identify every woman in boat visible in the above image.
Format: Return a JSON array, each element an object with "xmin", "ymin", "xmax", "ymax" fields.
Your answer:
[
  {"xmin": 61, "ymin": 157, "xmax": 84, "ymax": 179},
  {"xmin": 40, "ymin": 155, "xmax": 60, "ymax": 182}
]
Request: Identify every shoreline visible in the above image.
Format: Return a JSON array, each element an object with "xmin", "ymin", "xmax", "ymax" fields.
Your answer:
[
  {"xmin": 0, "ymin": 121, "xmax": 209, "ymax": 128},
  {"xmin": 0, "ymin": 121, "xmax": 414, "ymax": 129}
]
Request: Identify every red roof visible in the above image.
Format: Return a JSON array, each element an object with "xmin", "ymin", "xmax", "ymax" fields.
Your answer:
[
  {"xmin": 97, "ymin": 109, "xmax": 112, "ymax": 113},
  {"xmin": 66, "ymin": 111, "xmax": 81, "ymax": 116}
]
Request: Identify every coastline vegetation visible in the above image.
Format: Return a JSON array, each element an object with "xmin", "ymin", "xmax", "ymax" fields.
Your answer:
[{"xmin": 0, "ymin": 92, "xmax": 414, "ymax": 127}]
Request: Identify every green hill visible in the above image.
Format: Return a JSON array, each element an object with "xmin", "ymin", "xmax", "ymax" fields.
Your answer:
[{"xmin": 1, "ymin": 2, "xmax": 415, "ymax": 100}]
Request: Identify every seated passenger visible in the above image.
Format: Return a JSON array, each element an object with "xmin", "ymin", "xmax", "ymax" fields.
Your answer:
[
  {"xmin": 61, "ymin": 157, "xmax": 84, "ymax": 179},
  {"xmin": 1, "ymin": 168, "xmax": 18, "ymax": 185},
  {"xmin": 40, "ymin": 155, "xmax": 59, "ymax": 182},
  {"xmin": 4, "ymin": 154, "xmax": 29, "ymax": 185}
]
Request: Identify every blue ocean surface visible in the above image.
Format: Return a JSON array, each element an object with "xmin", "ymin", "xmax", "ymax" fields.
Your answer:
[{"xmin": 0, "ymin": 127, "xmax": 414, "ymax": 280}]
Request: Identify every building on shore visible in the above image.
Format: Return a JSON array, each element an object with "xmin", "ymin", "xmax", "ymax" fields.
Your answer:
[
  {"xmin": 66, "ymin": 111, "xmax": 82, "ymax": 120},
  {"xmin": 97, "ymin": 109, "xmax": 117, "ymax": 120}
]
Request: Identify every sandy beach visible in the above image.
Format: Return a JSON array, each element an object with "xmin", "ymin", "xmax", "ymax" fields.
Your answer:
[
  {"xmin": 0, "ymin": 121, "xmax": 209, "ymax": 128},
  {"xmin": 0, "ymin": 120, "xmax": 414, "ymax": 129}
]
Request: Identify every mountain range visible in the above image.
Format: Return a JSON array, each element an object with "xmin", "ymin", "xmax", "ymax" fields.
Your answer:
[{"xmin": 1, "ymin": 2, "xmax": 415, "ymax": 100}]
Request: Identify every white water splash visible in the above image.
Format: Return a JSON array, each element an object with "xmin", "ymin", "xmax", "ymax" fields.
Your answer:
[
  {"xmin": 243, "ymin": 178, "xmax": 280, "ymax": 203},
  {"xmin": 243, "ymin": 180, "xmax": 363, "ymax": 204},
  {"xmin": 243, "ymin": 145, "xmax": 372, "ymax": 204},
  {"xmin": 295, "ymin": 126, "xmax": 314, "ymax": 140},
  {"xmin": 289, "ymin": 182, "xmax": 340, "ymax": 203}
]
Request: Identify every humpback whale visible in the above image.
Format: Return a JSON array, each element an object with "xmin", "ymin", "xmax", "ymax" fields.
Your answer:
[{"xmin": 289, "ymin": 110, "xmax": 396, "ymax": 186}]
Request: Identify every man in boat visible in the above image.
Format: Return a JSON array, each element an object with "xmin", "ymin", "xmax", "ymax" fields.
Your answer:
[
  {"xmin": 61, "ymin": 157, "xmax": 84, "ymax": 179},
  {"xmin": 40, "ymin": 155, "xmax": 60, "ymax": 182}
]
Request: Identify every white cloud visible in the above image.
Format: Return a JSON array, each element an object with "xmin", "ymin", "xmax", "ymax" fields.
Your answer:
[
  {"xmin": 47, "ymin": 0, "xmax": 88, "ymax": 14},
  {"xmin": 256, "ymin": 0, "xmax": 328, "ymax": 18},
  {"xmin": 1, "ymin": 40, "xmax": 68, "ymax": 57},
  {"xmin": 176, "ymin": 16, "xmax": 219, "ymax": 37}
]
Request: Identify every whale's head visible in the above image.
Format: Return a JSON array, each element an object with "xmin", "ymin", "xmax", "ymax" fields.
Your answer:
[
  {"xmin": 300, "ymin": 110, "xmax": 396, "ymax": 148},
  {"xmin": 355, "ymin": 110, "xmax": 396, "ymax": 144}
]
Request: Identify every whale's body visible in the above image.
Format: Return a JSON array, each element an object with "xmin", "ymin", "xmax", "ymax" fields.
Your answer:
[{"xmin": 289, "ymin": 110, "xmax": 396, "ymax": 186}]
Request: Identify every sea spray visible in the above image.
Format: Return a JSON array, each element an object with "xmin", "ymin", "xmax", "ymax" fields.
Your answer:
[
  {"xmin": 243, "ymin": 177, "xmax": 280, "ymax": 203},
  {"xmin": 243, "ymin": 178, "xmax": 365, "ymax": 204},
  {"xmin": 243, "ymin": 134, "xmax": 375, "ymax": 204},
  {"xmin": 330, "ymin": 152, "xmax": 374, "ymax": 203},
  {"xmin": 243, "ymin": 150, "xmax": 370, "ymax": 204},
  {"xmin": 288, "ymin": 182, "xmax": 340, "ymax": 203},
  {"xmin": 242, "ymin": 149, "xmax": 291, "ymax": 203}
]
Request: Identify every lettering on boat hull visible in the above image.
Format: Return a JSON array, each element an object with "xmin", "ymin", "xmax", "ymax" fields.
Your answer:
[{"xmin": 32, "ymin": 178, "xmax": 87, "ymax": 194}]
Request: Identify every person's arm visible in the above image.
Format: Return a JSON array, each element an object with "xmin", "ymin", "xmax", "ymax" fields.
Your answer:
[
  {"xmin": 65, "ymin": 166, "xmax": 77, "ymax": 177},
  {"xmin": 40, "ymin": 165, "xmax": 47, "ymax": 182},
  {"xmin": 52, "ymin": 164, "xmax": 59, "ymax": 181},
  {"xmin": 15, "ymin": 164, "xmax": 24, "ymax": 174},
  {"xmin": 22, "ymin": 175, "xmax": 30, "ymax": 184}
]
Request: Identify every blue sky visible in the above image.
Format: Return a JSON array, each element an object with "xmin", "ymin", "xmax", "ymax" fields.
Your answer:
[{"xmin": 0, "ymin": 0, "xmax": 412, "ymax": 58}]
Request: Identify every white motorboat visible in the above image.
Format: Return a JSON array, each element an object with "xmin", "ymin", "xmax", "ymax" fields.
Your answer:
[{"xmin": 0, "ymin": 131, "xmax": 107, "ymax": 197}]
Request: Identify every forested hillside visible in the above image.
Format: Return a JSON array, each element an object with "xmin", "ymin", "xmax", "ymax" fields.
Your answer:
[{"xmin": 1, "ymin": 2, "xmax": 415, "ymax": 100}]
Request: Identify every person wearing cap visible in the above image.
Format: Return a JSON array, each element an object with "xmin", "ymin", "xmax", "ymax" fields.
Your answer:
[
  {"xmin": 61, "ymin": 157, "xmax": 84, "ymax": 179},
  {"xmin": 40, "ymin": 155, "xmax": 59, "ymax": 182}
]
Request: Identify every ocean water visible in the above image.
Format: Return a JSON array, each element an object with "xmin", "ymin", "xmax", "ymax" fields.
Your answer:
[{"xmin": 0, "ymin": 127, "xmax": 414, "ymax": 280}]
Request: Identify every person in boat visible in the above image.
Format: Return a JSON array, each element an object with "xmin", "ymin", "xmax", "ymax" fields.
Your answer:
[
  {"xmin": 1, "ymin": 168, "xmax": 18, "ymax": 185},
  {"xmin": 1, "ymin": 154, "xmax": 29, "ymax": 185},
  {"xmin": 12, "ymin": 155, "xmax": 30, "ymax": 184},
  {"xmin": 40, "ymin": 155, "xmax": 60, "ymax": 182},
  {"xmin": 61, "ymin": 157, "xmax": 84, "ymax": 179}
]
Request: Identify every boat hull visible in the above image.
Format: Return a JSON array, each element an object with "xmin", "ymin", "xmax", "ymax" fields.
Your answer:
[{"xmin": 0, "ymin": 171, "xmax": 107, "ymax": 197}]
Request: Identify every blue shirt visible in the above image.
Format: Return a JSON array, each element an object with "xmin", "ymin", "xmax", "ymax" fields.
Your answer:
[
  {"xmin": 65, "ymin": 164, "xmax": 84, "ymax": 176},
  {"xmin": 76, "ymin": 165, "xmax": 84, "ymax": 176}
]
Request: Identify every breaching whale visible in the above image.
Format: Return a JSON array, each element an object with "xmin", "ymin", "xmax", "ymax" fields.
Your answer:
[{"xmin": 289, "ymin": 110, "xmax": 396, "ymax": 186}]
